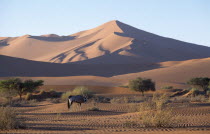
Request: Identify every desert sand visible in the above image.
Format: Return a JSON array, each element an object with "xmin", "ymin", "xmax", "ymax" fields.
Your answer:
[
  {"xmin": 1, "ymin": 20, "xmax": 210, "ymax": 64},
  {"xmin": 1, "ymin": 20, "xmax": 210, "ymax": 133},
  {"xmin": 2, "ymin": 92, "xmax": 210, "ymax": 134}
]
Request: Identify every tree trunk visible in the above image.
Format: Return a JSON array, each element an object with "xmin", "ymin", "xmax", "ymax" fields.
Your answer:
[
  {"xmin": 19, "ymin": 93, "xmax": 22, "ymax": 100},
  {"xmin": 141, "ymin": 91, "xmax": 144, "ymax": 96}
]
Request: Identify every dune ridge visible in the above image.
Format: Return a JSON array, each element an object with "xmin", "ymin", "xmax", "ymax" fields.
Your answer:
[
  {"xmin": 1, "ymin": 20, "xmax": 210, "ymax": 64},
  {"xmin": 1, "ymin": 20, "xmax": 210, "ymax": 88}
]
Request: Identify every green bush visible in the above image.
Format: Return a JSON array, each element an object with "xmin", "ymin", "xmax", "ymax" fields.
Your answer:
[
  {"xmin": 187, "ymin": 77, "xmax": 210, "ymax": 94},
  {"xmin": 129, "ymin": 77, "xmax": 155, "ymax": 96}
]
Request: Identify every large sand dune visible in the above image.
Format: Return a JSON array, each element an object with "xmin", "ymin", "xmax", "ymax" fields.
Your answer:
[
  {"xmin": 1, "ymin": 20, "xmax": 210, "ymax": 88},
  {"xmin": 1, "ymin": 54, "xmax": 210, "ymax": 88},
  {"xmin": 1, "ymin": 20, "xmax": 210, "ymax": 64}
]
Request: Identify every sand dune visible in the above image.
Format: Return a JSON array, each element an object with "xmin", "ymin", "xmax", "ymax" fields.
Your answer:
[
  {"xmin": 1, "ymin": 20, "xmax": 210, "ymax": 64},
  {"xmin": 1, "ymin": 20, "xmax": 210, "ymax": 88},
  {"xmin": 1, "ymin": 54, "xmax": 210, "ymax": 89},
  {"xmin": 113, "ymin": 57, "xmax": 210, "ymax": 88},
  {"xmin": 0, "ymin": 54, "xmax": 159, "ymax": 77}
]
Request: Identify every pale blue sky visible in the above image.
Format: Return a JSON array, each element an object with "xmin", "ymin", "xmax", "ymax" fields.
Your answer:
[{"xmin": 0, "ymin": 0, "xmax": 209, "ymax": 47}]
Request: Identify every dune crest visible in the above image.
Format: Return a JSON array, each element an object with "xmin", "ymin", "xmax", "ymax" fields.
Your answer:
[{"xmin": 1, "ymin": 20, "xmax": 210, "ymax": 64}]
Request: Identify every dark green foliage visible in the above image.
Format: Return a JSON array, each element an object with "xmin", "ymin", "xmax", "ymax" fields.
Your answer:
[
  {"xmin": 0, "ymin": 78, "xmax": 44, "ymax": 100},
  {"xmin": 187, "ymin": 77, "xmax": 210, "ymax": 93},
  {"xmin": 129, "ymin": 77, "xmax": 155, "ymax": 95},
  {"xmin": 0, "ymin": 78, "xmax": 21, "ymax": 102}
]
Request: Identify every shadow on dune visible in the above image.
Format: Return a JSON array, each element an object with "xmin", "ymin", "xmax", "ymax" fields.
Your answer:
[{"xmin": 0, "ymin": 55, "xmax": 162, "ymax": 77}]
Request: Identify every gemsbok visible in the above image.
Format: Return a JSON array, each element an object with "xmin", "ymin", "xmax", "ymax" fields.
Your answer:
[{"xmin": 67, "ymin": 95, "xmax": 87, "ymax": 110}]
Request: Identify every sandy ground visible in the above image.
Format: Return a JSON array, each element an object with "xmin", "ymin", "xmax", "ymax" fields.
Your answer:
[
  {"xmin": 1, "ymin": 96, "xmax": 210, "ymax": 134},
  {"xmin": 1, "ymin": 20, "xmax": 210, "ymax": 133}
]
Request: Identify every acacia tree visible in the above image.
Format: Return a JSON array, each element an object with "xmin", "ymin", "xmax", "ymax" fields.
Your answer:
[
  {"xmin": 0, "ymin": 78, "xmax": 44, "ymax": 100},
  {"xmin": 0, "ymin": 78, "xmax": 21, "ymax": 102},
  {"xmin": 187, "ymin": 77, "xmax": 210, "ymax": 94},
  {"xmin": 129, "ymin": 77, "xmax": 155, "ymax": 96},
  {"xmin": 18, "ymin": 79, "xmax": 44, "ymax": 100}
]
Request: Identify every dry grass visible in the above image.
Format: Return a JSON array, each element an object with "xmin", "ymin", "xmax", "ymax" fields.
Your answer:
[
  {"xmin": 25, "ymin": 92, "xmax": 32, "ymax": 100},
  {"xmin": 110, "ymin": 96, "xmax": 129, "ymax": 104},
  {"xmin": 141, "ymin": 109, "xmax": 177, "ymax": 127},
  {"xmin": 0, "ymin": 107, "xmax": 24, "ymax": 130},
  {"xmin": 61, "ymin": 86, "xmax": 93, "ymax": 101},
  {"xmin": 171, "ymin": 95, "xmax": 208, "ymax": 103},
  {"xmin": 127, "ymin": 103, "xmax": 141, "ymax": 113},
  {"xmin": 139, "ymin": 94, "xmax": 180, "ymax": 127}
]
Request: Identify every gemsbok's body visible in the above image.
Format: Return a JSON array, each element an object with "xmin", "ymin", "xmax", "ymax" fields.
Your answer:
[{"xmin": 67, "ymin": 95, "xmax": 87, "ymax": 109}]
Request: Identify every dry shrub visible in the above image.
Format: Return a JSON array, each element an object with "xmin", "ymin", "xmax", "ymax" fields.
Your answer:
[
  {"xmin": 139, "ymin": 101, "xmax": 155, "ymax": 112},
  {"xmin": 130, "ymin": 96, "xmax": 146, "ymax": 103},
  {"xmin": 152, "ymin": 93, "xmax": 169, "ymax": 110},
  {"xmin": 190, "ymin": 95, "xmax": 207, "ymax": 102},
  {"xmin": 110, "ymin": 97, "xmax": 129, "ymax": 104},
  {"xmin": 141, "ymin": 109, "xmax": 176, "ymax": 127},
  {"xmin": 13, "ymin": 99, "xmax": 37, "ymax": 107},
  {"xmin": 71, "ymin": 86, "xmax": 93, "ymax": 98},
  {"xmin": 171, "ymin": 95, "xmax": 207, "ymax": 103},
  {"xmin": 25, "ymin": 92, "xmax": 33, "ymax": 100},
  {"xmin": 0, "ymin": 107, "xmax": 24, "ymax": 130},
  {"xmin": 61, "ymin": 86, "xmax": 93, "ymax": 101},
  {"xmin": 140, "ymin": 94, "xmax": 179, "ymax": 127},
  {"xmin": 61, "ymin": 91, "xmax": 72, "ymax": 102},
  {"xmin": 127, "ymin": 103, "xmax": 140, "ymax": 113},
  {"xmin": 170, "ymin": 97, "xmax": 190, "ymax": 103}
]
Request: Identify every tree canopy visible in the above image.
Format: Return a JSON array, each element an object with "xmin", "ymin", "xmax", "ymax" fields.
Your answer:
[
  {"xmin": 129, "ymin": 77, "xmax": 155, "ymax": 95},
  {"xmin": 0, "ymin": 78, "xmax": 44, "ymax": 100},
  {"xmin": 187, "ymin": 77, "xmax": 210, "ymax": 93}
]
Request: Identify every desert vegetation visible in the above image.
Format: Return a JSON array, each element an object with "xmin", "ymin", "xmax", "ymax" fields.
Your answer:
[
  {"xmin": 187, "ymin": 77, "xmax": 210, "ymax": 94},
  {"xmin": 0, "ymin": 77, "xmax": 210, "ymax": 133},
  {"xmin": 129, "ymin": 77, "xmax": 156, "ymax": 95},
  {"xmin": 61, "ymin": 86, "xmax": 94, "ymax": 101},
  {"xmin": 0, "ymin": 107, "xmax": 24, "ymax": 130},
  {"xmin": 0, "ymin": 78, "xmax": 43, "ymax": 101}
]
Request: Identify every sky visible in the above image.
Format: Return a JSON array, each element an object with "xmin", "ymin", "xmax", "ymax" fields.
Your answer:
[{"xmin": 0, "ymin": 0, "xmax": 210, "ymax": 47}]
